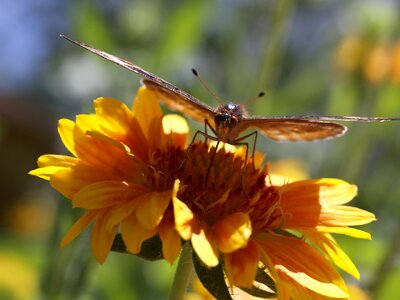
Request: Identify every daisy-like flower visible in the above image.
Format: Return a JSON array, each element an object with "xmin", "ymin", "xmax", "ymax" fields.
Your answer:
[
  {"xmin": 30, "ymin": 86, "xmax": 189, "ymax": 264},
  {"xmin": 30, "ymin": 86, "xmax": 376, "ymax": 299}
]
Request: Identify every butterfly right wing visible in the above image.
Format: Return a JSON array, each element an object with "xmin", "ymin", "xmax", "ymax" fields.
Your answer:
[{"xmin": 237, "ymin": 117, "xmax": 347, "ymax": 141}]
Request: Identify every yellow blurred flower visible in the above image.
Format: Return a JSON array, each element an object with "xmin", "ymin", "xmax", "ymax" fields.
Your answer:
[
  {"xmin": 0, "ymin": 252, "xmax": 38, "ymax": 299},
  {"xmin": 335, "ymin": 36, "xmax": 365, "ymax": 73},
  {"xmin": 363, "ymin": 43, "xmax": 391, "ymax": 84}
]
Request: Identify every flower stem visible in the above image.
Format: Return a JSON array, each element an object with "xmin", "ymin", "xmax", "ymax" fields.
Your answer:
[{"xmin": 168, "ymin": 242, "xmax": 194, "ymax": 300}]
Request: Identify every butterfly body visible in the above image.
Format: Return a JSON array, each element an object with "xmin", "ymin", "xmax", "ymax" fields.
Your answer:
[{"xmin": 60, "ymin": 35, "xmax": 400, "ymax": 143}]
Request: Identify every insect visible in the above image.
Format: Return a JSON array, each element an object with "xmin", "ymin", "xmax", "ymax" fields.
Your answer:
[{"xmin": 60, "ymin": 35, "xmax": 399, "ymax": 165}]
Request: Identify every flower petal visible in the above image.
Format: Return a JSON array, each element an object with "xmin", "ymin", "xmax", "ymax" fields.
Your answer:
[
  {"xmin": 162, "ymin": 114, "xmax": 189, "ymax": 147},
  {"xmin": 121, "ymin": 215, "xmax": 157, "ymax": 254},
  {"xmin": 58, "ymin": 119, "xmax": 78, "ymax": 156},
  {"xmin": 72, "ymin": 181, "xmax": 130, "ymax": 209},
  {"xmin": 316, "ymin": 226, "xmax": 372, "ymax": 239},
  {"xmin": 319, "ymin": 206, "xmax": 376, "ymax": 227},
  {"xmin": 172, "ymin": 180, "xmax": 194, "ymax": 240},
  {"xmin": 135, "ymin": 190, "xmax": 172, "ymax": 230},
  {"xmin": 276, "ymin": 179, "xmax": 358, "ymax": 229},
  {"xmin": 305, "ymin": 230, "xmax": 360, "ymax": 279},
  {"xmin": 90, "ymin": 210, "xmax": 118, "ymax": 264},
  {"xmin": 191, "ymin": 226, "xmax": 219, "ymax": 267},
  {"xmin": 132, "ymin": 86, "xmax": 163, "ymax": 141},
  {"xmin": 60, "ymin": 210, "xmax": 97, "ymax": 248},
  {"xmin": 224, "ymin": 240, "xmax": 260, "ymax": 287},
  {"xmin": 257, "ymin": 233, "xmax": 349, "ymax": 299},
  {"xmin": 214, "ymin": 212, "xmax": 252, "ymax": 253},
  {"xmin": 159, "ymin": 217, "xmax": 182, "ymax": 264}
]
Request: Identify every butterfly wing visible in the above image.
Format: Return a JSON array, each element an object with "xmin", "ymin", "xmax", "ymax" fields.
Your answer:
[
  {"xmin": 236, "ymin": 117, "xmax": 345, "ymax": 141},
  {"xmin": 237, "ymin": 115, "xmax": 400, "ymax": 141},
  {"xmin": 142, "ymin": 79, "xmax": 216, "ymax": 126},
  {"xmin": 60, "ymin": 35, "xmax": 216, "ymax": 126}
]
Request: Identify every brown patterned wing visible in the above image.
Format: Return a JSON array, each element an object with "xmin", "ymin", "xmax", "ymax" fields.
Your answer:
[
  {"xmin": 237, "ymin": 115, "xmax": 400, "ymax": 141},
  {"xmin": 238, "ymin": 118, "xmax": 346, "ymax": 141},
  {"xmin": 60, "ymin": 35, "xmax": 216, "ymax": 126},
  {"xmin": 142, "ymin": 79, "xmax": 216, "ymax": 126}
]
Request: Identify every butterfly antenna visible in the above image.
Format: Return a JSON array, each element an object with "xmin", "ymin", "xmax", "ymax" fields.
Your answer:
[
  {"xmin": 242, "ymin": 91, "xmax": 265, "ymax": 105},
  {"xmin": 191, "ymin": 68, "xmax": 224, "ymax": 105}
]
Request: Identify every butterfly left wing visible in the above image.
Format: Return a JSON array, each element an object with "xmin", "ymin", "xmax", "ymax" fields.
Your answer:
[
  {"xmin": 60, "ymin": 35, "xmax": 217, "ymax": 127},
  {"xmin": 236, "ymin": 115, "xmax": 400, "ymax": 142}
]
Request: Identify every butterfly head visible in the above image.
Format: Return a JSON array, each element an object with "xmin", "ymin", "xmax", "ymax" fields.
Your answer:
[{"xmin": 214, "ymin": 103, "xmax": 248, "ymax": 141}]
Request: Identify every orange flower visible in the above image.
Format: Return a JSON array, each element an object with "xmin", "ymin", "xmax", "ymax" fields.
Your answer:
[{"xmin": 30, "ymin": 86, "xmax": 188, "ymax": 263}]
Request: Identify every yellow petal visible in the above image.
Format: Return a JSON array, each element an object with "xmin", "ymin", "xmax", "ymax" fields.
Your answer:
[
  {"xmin": 60, "ymin": 210, "xmax": 97, "ymax": 248},
  {"xmin": 162, "ymin": 114, "xmax": 189, "ymax": 147},
  {"xmin": 224, "ymin": 240, "xmax": 260, "ymax": 287},
  {"xmin": 37, "ymin": 154, "xmax": 78, "ymax": 168},
  {"xmin": 135, "ymin": 190, "xmax": 172, "ymax": 230},
  {"xmin": 58, "ymin": 118, "xmax": 77, "ymax": 156},
  {"xmin": 86, "ymin": 130, "xmax": 132, "ymax": 154},
  {"xmin": 276, "ymin": 266, "xmax": 349, "ymax": 299},
  {"xmin": 172, "ymin": 180, "xmax": 194, "ymax": 240},
  {"xmin": 76, "ymin": 114, "xmax": 100, "ymax": 132},
  {"xmin": 316, "ymin": 226, "xmax": 372, "ymax": 239},
  {"xmin": 132, "ymin": 86, "xmax": 163, "ymax": 141},
  {"xmin": 90, "ymin": 210, "xmax": 118, "ymax": 264},
  {"xmin": 94, "ymin": 97, "xmax": 134, "ymax": 137},
  {"xmin": 320, "ymin": 206, "xmax": 376, "ymax": 227},
  {"xmin": 305, "ymin": 230, "xmax": 360, "ymax": 279},
  {"xmin": 29, "ymin": 166, "xmax": 64, "ymax": 181},
  {"xmin": 191, "ymin": 226, "xmax": 219, "ymax": 267},
  {"xmin": 214, "ymin": 212, "xmax": 252, "ymax": 253},
  {"xmin": 121, "ymin": 215, "xmax": 156, "ymax": 254},
  {"xmin": 72, "ymin": 181, "xmax": 130, "ymax": 209}
]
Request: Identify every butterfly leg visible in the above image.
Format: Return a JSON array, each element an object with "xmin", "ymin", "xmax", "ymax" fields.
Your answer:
[
  {"xmin": 178, "ymin": 127, "xmax": 218, "ymax": 174},
  {"xmin": 232, "ymin": 131, "xmax": 258, "ymax": 172}
]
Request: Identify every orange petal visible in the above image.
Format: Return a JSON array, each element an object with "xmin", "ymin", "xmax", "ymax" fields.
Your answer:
[
  {"xmin": 224, "ymin": 240, "xmax": 260, "ymax": 287},
  {"xmin": 132, "ymin": 86, "xmax": 163, "ymax": 141},
  {"xmin": 72, "ymin": 181, "xmax": 130, "ymax": 209},
  {"xmin": 305, "ymin": 230, "xmax": 360, "ymax": 279},
  {"xmin": 276, "ymin": 179, "xmax": 358, "ymax": 229},
  {"xmin": 257, "ymin": 233, "xmax": 349, "ymax": 299},
  {"xmin": 191, "ymin": 226, "xmax": 219, "ymax": 267},
  {"xmin": 214, "ymin": 212, "xmax": 252, "ymax": 253},
  {"xmin": 90, "ymin": 209, "xmax": 118, "ymax": 264},
  {"xmin": 159, "ymin": 217, "xmax": 182, "ymax": 264},
  {"xmin": 60, "ymin": 210, "xmax": 97, "ymax": 248},
  {"xmin": 135, "ymin": 190, "xmax": 172, "ymax": 230},
  {"xmin": 121, "ymin": 215, "xmax": 157, "ymax": 254}
]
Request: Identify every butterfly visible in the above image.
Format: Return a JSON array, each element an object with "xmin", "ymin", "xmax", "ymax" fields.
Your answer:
[{"xmin": 60, "ymin": 34, "xmax": 400, "ymax": 147}]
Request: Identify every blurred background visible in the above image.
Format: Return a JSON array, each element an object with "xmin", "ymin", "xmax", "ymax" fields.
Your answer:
[{"xmin": 1, "ymin": 0, "xmax": 399, "ymax": 299}]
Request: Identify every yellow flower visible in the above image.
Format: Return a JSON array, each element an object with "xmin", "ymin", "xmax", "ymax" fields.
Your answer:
[
  {"xmin": 30, "ymin": 86, "xmax": 188, "ymax": 263},
  {"xmin": 30, "ymin": 85, "xmax": 376, "ymax": 299}
]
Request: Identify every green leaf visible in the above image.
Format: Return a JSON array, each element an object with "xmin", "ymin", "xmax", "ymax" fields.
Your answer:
[
  {"xmin": 192, "ymin": 250, "xmax": 232, "ymax": 300},
  {"xmin": 111, "ymin": 234, "xmax": 164, "ymax": 261}
]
